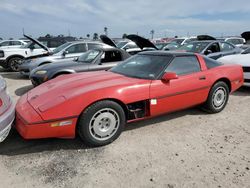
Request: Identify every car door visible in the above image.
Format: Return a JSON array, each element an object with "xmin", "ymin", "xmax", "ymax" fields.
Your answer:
[
  {"xmin": 89, "ymin": 50, "xmax": 123, "ymax": 71},
  {"xmin": 205, "ymin": 42, "xmax": 222, "ymax": 59},
  {"xmin": 64, "ymin": 43, "xmax": 87, "ymax": 59},
  {"xmin": 149, "ymin": 56, "xmax": 210, "ymax": 116}
]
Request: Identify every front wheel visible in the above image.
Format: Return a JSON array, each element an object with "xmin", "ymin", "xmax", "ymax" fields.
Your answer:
[
  {"xmin": 8, "ymin": 57, "xmax": 23, "ymax": 71},
  {"xmin": 78, "ymin": 100, "xmax": 126, "ymax": 146},
  {"xmin": 202, "ymin": 81, "xmax": 229, "ymax": 113}
]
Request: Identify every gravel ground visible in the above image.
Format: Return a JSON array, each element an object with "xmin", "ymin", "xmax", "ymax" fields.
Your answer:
[{"xmin": 0, "ymin": 69, "xmax": 249, "ymax": 188}]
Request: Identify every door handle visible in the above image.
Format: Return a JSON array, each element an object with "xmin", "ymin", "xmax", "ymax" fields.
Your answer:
[{"xmin": 199, "ymin": 76, "xmax": 206, "ymax": 80}]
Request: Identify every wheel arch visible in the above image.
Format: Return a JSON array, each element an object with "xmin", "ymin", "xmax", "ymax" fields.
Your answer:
[
  {"xmin": 6, "ymin": 55, "xmax": 25, "ymax": 63},
  {"xmin": 213, "ymin": 77, "xmax": 231, "ymax": 92}
]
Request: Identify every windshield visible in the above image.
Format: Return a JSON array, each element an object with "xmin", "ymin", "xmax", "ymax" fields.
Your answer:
[
  {"xmin": 20, "ymin": 41, "xmax": 32, "ymax": 48},
  {"xmin": 52, "ymin": 42, "xmax": 72, "ymax": 54},
  {"xmin": 117, "ymin": 41, "xmax": 128, "ymax": 49},
  {"xmin": 178, "ymin": 42, "xmax": 210, "ymax": 53},
  {"xmin": 110, "ymin": 54, "xmax": 172, "ymax": 80},
  {"xmin": 155, "ymin": 43, "xmax": 168, "ymax": 50},
  {"xmin": 78, "ymin": 50, "xmax": 100, "ymax": 63}
]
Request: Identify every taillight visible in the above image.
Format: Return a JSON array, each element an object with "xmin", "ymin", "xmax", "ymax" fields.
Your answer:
[{"xmin": 0, "ymin": 98, "xmax": 3, "ymax": 107}]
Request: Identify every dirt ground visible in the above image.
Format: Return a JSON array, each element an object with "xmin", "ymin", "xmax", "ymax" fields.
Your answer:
[{"xmin": 0, "ymin": 69, "xmax": 249, "ymax": 188}]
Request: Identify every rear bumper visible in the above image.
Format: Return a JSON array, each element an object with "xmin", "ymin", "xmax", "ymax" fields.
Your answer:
[{"xmin": 0, "ymin": 99, "xmax": 15, "ymax": 142}]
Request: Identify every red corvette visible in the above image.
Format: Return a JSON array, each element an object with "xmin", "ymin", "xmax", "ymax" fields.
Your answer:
[{"xmin": 15, "ymin": 51, "xmax": 243, "ymax": 146}]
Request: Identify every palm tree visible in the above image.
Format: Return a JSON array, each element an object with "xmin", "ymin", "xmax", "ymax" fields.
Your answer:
[
  {"xmin": 93, "ymin": 33, "xmax": 99, "ymax": 40},
  {"xmin": 150, "ymin": 30, "xmax": 155, "ymax": 39},
  {"xmin": 86, "ymin": 34, "xmax": 90, "ymax": 39},
  {"xmin": 122, "ymin": 33, "xmax": 127, "ymax": 39},
  {"xmin": 104, "ymin": 27, "xmax": 108, "ymax": 36}
]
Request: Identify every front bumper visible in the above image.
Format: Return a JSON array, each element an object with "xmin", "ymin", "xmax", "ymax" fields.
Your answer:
[
  {"xmin": 0, "ymin": 99, "xmax": 15, "ymax": 142},
  {"xmin": 15, "ymin": 95, "xmax": 77, "ymax": 139},
  {"xmin": 30, "ymin": 74, "xmax": 47, "ymax": 86}
]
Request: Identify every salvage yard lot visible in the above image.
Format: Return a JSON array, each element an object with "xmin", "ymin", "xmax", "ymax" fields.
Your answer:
[{"xmin": 0, "ymin": 69, "xmax": 249, "ymax": 188}]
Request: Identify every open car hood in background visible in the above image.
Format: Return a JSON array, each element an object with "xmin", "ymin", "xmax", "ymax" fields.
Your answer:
[
  {"xmin": 126, "ymin": 35, "xmax": 157, "ymax": 50},
  {"xmin": 241, "ymin": 32, "xmax": 250, "ymax": 41},
  {"xmin": 197, "ymin": 35, "xmax": 216, "ymax": 41},
  {"xmin": 100, "ymin": 35, "xmax": 117, "ymax": 47},
  {"xmin": 24, "ymin": 34, "xmax": 52, "ymax": 53}
]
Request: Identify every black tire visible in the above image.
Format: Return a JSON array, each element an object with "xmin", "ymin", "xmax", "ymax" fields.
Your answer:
[
  {"xmin": 78, "ymin": 100, "xmax": 126, "ymax": 146},
  {"xmin": 202, "ymin": 81, "xmax": 229, "ymax": 113},
  {"xmin": 8, "ymin": 56, "xmax": 23, "ymax": 71}
]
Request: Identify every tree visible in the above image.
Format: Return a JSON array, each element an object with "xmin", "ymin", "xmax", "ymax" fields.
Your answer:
[
  {"xmin": 104, "ymin": 27, "xmax": 108, "ymax": 36},
  {"xmin": 93, "ymin": 33, "xmax": 99, "ymax": 40},
  {"xmin": 86, "ymin": 34, "xmax": 90, "ymax": 39},
  {"xmin": 150, "ymin": 30, "xmax": 155, "ymax": 39},
  {"xmin": 122, "ymin": 33, "xmax": 127, "ymax": 39}
]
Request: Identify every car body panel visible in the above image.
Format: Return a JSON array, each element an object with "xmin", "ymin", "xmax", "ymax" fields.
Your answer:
[
  {"xmin": 15, "ymin": 52, "xmax": 243, "ymax": 140},
  {"xmin": 0, "ymin": 76, "xmax": 15, "ymax": 142}
]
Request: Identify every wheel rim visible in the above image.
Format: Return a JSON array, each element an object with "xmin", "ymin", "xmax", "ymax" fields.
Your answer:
[
  {"xmin": 10, "ymin": 58, "xmax": 22, "ymax": 71},
  {"xmin": 89, "ymin": 108, "xmax": 120, "ymax": 141},
  {"xmin": 212, "ymin": 86, "xmax": 227, "ymax": 109}
]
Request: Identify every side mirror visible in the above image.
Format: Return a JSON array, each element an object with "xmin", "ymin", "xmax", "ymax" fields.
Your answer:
[
  {"xmin": 205, "ymin": 50, "xmax": 212, "ymax": 55},
  {"xmin": 161, "ymin": 72, "xmax": 178, "ymax": 82},
  {"xmin": 62, "ymin": 50, "xmax": 69, "ymax": 56}
]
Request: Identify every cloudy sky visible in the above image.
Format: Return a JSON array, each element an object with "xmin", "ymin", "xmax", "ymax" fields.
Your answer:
[{"xmin": 0, "ymin": 0, "xmax": 249, "ymax": 39}]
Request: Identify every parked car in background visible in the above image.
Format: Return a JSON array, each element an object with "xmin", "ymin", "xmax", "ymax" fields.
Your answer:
[
  {"xmin": 177, "ymin": 41, "xmax": 242, "ymax": 59},
  {"xmin": 0, "ymin": 40, "xmax": 28, "ymax": 49},
  {"xmin": 0, "ymin": 76, "xmax": 15, "ymax": 143},
  {"xmin": 37, "ymin": 35, "xmax": 77, "ymax": 49},
  {"xmin": 171, "ymin": 37, "xmax": 197, "ymax": 45},
  {"xmin": 218, "ymin": 48, "xmax": 250, "ymax": 86},
  {"xmin": 217, "ymin": 37, "xmax": 246, "ymax": 47},
  {"xmin": 30, "ymin": 46, "xmax": 130, "ymax": 86},
  {"xmin": 15, "ymin": 51, "xmax": 243, "ymax": 146},
  {"xmin": 0, "ymin": 35, "xmax": 53, "ymax": 71},
  {"xmin": 18, "ymin": 41, "xmax": 111, "ymax": 76},
  {"xmin": 155, "ymin": 42, "xmax": 180, "ymax": 51}
]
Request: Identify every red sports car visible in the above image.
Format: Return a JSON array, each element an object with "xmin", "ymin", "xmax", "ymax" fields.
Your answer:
[{"xmin": 15, "ymin": 51, "xmax": 243, "ymax": 146}]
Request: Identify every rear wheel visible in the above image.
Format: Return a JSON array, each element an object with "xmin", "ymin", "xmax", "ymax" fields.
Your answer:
[
  {"xmin": 78, "ymin": 100, "xmax": 126, "ymax": 146},
  {"xmin": 8, "ymin": 56, "xmax": 23, "ymax": 71},
  {"xmin": 202, "ymin": 81, "xmax": 229, "ymax": 113}
]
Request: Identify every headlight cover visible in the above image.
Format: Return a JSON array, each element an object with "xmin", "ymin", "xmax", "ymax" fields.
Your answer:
[{"xmin": 35, "ymin": 70, "xmax": 47, "ymax": 75}]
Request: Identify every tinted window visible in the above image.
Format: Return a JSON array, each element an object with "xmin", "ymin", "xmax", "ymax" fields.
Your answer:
[
  {"xmin": 204, "ymin": 56, "xmax": 222, "ymax": 69},
  {"xmin": 110, "ymin": 54, "xmax": 172, "ymax": 80},
  {"xmin": 165, "ymin": 56, "xmax": 200, "ymax": 75},
  {"xmin": 52, "ymin": 42, "xmax": 72, "ymax": 54},
  {"xmin": 66, "ymin": 43, "xmax": 87, "ymax": 53},
  {"xmin": 178, "ymin": 42, "xmax": 209, "ymax": 53},
  {"xmin": 0, "ymin": 41, "xmax": 10, "ymax": 46},
  {"xmin": 11, "ymin": 41, "xmax": 22, "ymax": 45},
  {"xmin": 87, "ymin": 43, "xmax": 103, "ymax": 50},
  {"xmin": 101, "ymin": 51, "xmax": 122, "ymax": 63},
  {"xmin": 221, "ymin": 42, "xmax": 234, "ymax": 52}
]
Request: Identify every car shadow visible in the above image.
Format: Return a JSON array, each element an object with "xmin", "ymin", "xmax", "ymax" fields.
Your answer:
[
  {"xmin": 15, "ymin": 85, "xmax": 34, "ymax": 96},
  {"xmin": 0, "ymin": 71, "xmax": 29, "ymax": 80},
  {"xmin": 0, "ymin": 108, "xmax": 206, "ymax": 156},
  {"xmin": 232, "ymin": 86, "xmax": 250, "ymax": 96}
]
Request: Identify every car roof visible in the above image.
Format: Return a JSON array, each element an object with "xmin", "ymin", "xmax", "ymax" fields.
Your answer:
[{"xmin": 139, "ymin": 51, "xmax": 195, "ymax": 57}]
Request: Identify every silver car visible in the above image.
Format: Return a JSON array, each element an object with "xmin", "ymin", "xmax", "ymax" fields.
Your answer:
[{"xmin": 0, "ymin": 76, "xmax": 15, "ymax": 142}]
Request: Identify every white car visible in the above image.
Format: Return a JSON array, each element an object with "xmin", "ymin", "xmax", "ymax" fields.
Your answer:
[
  {"xmin": 217, "ymin": 37, "xmax": 246, "ymax": 48},
  {"xmin": 0, "ymin": 40, "xmax": 28, "ymax": 49},
  {"xmin": 0, "ymin": 35, "xmax": 52, "ymax": 71},
  {"xmin": 218, "ymin": 48, "xmax": 250, "ymax": 86}
]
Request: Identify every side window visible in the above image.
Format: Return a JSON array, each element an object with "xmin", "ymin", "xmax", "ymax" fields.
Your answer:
[
  {"xmin": 101, "ymin": 51, "xmax": 122, "ymax": 63},
  {"xmin": 165, "ymin": 56, "xmax": 201, "ymax": 76},
  {"xmin": 11, "ymin": 41, "xmax": 22, "ymax": 45},
  {"xmin": 204, "ymin": 56, "xmax": 222, "ymax": 69},
  {"xmin": 0, "ymin": 41, "xmax": 10, "ymax": 46},
  {"xmin": 87, "ymin": 43, "xmax": 103, "ymax": 50},
  {"xmin": 207, "ymin": 43, "xmax": 220, "ymax": 53},
  {"xmin": 221, "ymin": 42, "xmax": 234, "ymax": 52},
  {"xmin": 124, "ymin": 43, "xmax": 137, "ymax": 49},
  {"xmin": 66, "ymin": 43, "xmax": 87, "ymax": 53}
]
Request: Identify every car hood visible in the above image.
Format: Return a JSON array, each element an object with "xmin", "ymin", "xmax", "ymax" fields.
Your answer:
[
  {"xmin": 218, "ymin": 54, "xmax": 250, "ymax": 66},
  {"xmin": 197, "ymin": 35, "xmax": 216, "ymax": 41},
  {"xmin": 241, "ymin": 31, "xmax": 250, "ymax": 41},
  {"xmin": 100, "ymin": 35, "xmax": 117, "ymax": 47},
  {"xmin": 126, "ymin": 35, "xmax": 157, "ymax": 50},
  {"xmin": 24, "ymin": 34, "xmax": 51, "ymax": 53},
  {"xmin": 27, "ymin": 71, "xmax": 150, "ymax": 118}
]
